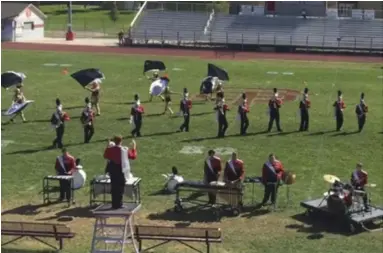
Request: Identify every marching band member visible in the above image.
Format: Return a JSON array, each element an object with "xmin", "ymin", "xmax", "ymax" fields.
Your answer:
[
  {"xmin": 350, "ymin": 162, "xmax": 369, "ymax": 211},
  {"xmin": 355, "ymin": 93, "xmax": 368, "ymax": 132},
  {"xmin": 81, "ymin": 97, "xmax": 95, "ymax": 143},
  {"xmin": 104, "ymin": 136, "xmax": 137, "ymax": 209},
  {"xmin": 130, "ymin": 94, "xmax": 144, "ymax": 137},
  {"xmin": 148, "ymin": 71, "xmax": 164, "ymax": 102},
  {"xmin": 238, "ymin": 93, "xmax": 250, "ymax": 135},
  {"xmin": 55, "ymin": 148, "xmax": 76, "ymax": 202},
  {"xmin": 261, "ymin": 153, "xmax": 284, "ymax": 206},
  {"xmin": 223, "ymin": 152, "xmax": 245, "ymax": 184},
  {"xmin": 333, "ymin": 90, "xmax": 346, "ymax": 131},
  {"xmin": 299, "ymin": 88, "xmax": 311, "ymax": 131},
  {"xmin": 8, "ymin": 86, "xmax": 27, "ymax": 123},
  {"xmin": 179, "ymin": 88, "xmax": 192, "ymax": 132},
  {"xmin": 267, "ymin": 88, "xmax": 283, "ymax": 132},
  {"xmin": 85, "ymin": 79, "xmax": 101, "ymax": 116},
  {"xmin": 51, "ymin": 99, "xmax": 70, "ymax": 149},
  {"xmin": 204, "ymin": 150, "xmax": 222, "ymax": 204},
  {"xmin": 214, "ymin": 92, "xmax": 229, "ymax": 138}
]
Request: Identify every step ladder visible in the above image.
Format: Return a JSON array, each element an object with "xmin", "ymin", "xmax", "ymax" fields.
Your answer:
[{"xmin": 90, "ymin": 204, "xmax": 140, "ymax": 253}]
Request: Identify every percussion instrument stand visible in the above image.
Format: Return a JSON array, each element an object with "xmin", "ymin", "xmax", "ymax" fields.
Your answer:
[
  {"xmin": 90, "ymin": 203, "xmax": 141, "ymax": 253},
  {"xmin": 285, "ymin": 185, "xmax": 292, "ymax": 207},
  {"xmin": 43, "ymin": 175, "xmax": 75, "ymax": 207}
]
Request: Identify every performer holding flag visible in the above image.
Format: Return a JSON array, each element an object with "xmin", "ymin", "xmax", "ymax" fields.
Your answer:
[
  {"xmin": 130, "ymin": 94, "xmax": 144, "ymax": 137},
  {"xmin": 355, "ymin": 93, "xmax": 368, "ymax": 132},
  {"xmin": 333, "ymin": 90, "xmax": 346, "ymax": 131},
  {"xmin": 51, "ymin": 99, "xmax": 70, "ymax": 149},
  {"xmin": 214, "ymin": 92, "xmax": 229, "ymax": 138},
  {"xmin": 104, "ymin": 136, "xmax": 137, "ymax": 209},
  {"xmin": 238, "ymin": 93, "xmax": 250, "ymax": 135},
  {"xmin": 81, "ymin": 97, "xmax": 95, "ymax": 143},
  {"xmin": 85, "ymin": 79, "xmax": 101, "ymax": 116},
  {"xmin": 299, "ymin": 88, "xmax": 311, "ymax": 131},
  {"xmin": 267, "ymin": 88, "xmax": 283, "ymax": 132},
  {"xmin": 204, "ymin": 150, "xmax": 222, "ymax": 204},
  {"xmin": 179, "ymin": 88, "xmax": 192, "ymax": 132}
]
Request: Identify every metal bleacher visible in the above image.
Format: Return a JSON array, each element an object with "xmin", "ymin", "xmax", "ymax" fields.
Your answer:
[
  {"xmin": 209, "ymin": 14, "xmax": 383, "ymax": 50},
  {"xmin": 131, "ymin": 10, "xmax": 210, "ymax": 43}
]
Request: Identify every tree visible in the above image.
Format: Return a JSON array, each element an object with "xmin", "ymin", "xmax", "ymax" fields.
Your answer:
[{"xmin": 109, "ymin": 1, "xmax": 119, "ymax": 23}]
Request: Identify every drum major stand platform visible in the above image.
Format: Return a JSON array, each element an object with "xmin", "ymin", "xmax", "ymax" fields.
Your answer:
[{"xmin": 90, "ymin": 203, "xmax": 141, "ymax": 253}]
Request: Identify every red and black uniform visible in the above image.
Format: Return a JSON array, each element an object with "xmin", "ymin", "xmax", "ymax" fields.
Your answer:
[
  {"xmin": 267, "ymin": 97, "xmax": 283, "ymax": 132},
  {"xmin": 81, "ymin": 106, "xmax": 95, "ymax": 143},
  {"xmin": 299, "ymin": 95, "xmax": 311, "ymax": 131},
  {"xmin": 55, "ymin": 153, "xmax": 76, "ymax": 201},
  {"xmin": 51, "ymin": 106, "xmax": 70, "ymax": 149},
  {"xmin": 224, "ymin": 159, "xmax": 245, "ymax": 182},
  {"xmin": 238, "ymin": 98, "xmax": 250, "ymax": 135},
  {"xmin": 261, "ymin": 160, "xmax": 284, "ymax": 205},
  {"xmin": 355, "ymin": 102, "xmax": 368, "ymax": 132},
  {"xmin": 351, "ymin": 169, "xmax": 369, "ymax": 209},
  {"xmin": 215, "ymin": 99, "xmax": 229, "ymax": 138},
  {"xmin": 333, "ymin": 97, "xmax": 345, "ymax": 131},
  {"xmin": 104, "ymin": 145, "xmax": 137, "ymax": 209},
  {"xmin": 179, "ymin": 97, "xmax": 192, "ymax": 132},
  {"xmin": 204, "ymin": 155, "xmax": 222, "ymax": 204},
  {"xmin": 130, "ymin": 102, "xmax": 144, "ymax": 137}
]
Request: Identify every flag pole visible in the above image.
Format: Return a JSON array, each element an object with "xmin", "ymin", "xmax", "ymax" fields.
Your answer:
[{"xmin": 66, "ymin": 1, "xmax": 75, "ymax": 40}]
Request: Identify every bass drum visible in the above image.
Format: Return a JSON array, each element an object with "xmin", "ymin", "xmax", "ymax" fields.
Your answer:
[
  {"xmin": 72, "ymin": 169, "xmax": 87, "ymax": 189},
  {"xmin": 327, "ymin": 193, "xmax": 347, "ymax": 214}
]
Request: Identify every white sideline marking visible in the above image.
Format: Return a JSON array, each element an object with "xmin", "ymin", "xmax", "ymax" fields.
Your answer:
[
  {"xmin": 172, "ymin": 68, "xmax": 184, "ymax": 71},
  {"xmin": 1, "ymin": 140, "xmax": 14, "ymax": 148},
  {"xmin": 282, "ymin": 72, "xmax": 294, "ymax": 75},
  {"xmin": 266, "ymin": 71, "xmax": 278, "ymax": 75},
  {"xmin": 59, "ymin": 64, "xmax": 72, "ymax": 67},
  {"xmin": 378, "ymin": 76, "xmax": 383, "ymax": 79},
  {"xmin": 179, "ymin": 145, "xmax": 204, "ymax": 155},
  {"xmin": 42, "ymin": 63, "xmax": 58, "ymax": 67},
  {"xmin": 214, "ymin": 147, "xmax": 235, "ymax": 156}
]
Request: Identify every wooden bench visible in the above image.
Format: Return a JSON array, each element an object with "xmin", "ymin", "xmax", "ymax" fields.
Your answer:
[
  {"xmin": 135, "ymin": 225, "xmax": 222, "ymax": 253},
  {"xmin": 1, "ymin": 221, "xmax": 75, "ymax": 251}
]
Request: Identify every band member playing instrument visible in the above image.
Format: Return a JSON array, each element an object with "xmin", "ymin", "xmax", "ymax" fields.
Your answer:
[
  {"xmin": 261, "ymin": 153, "xmax": 284, "ymax": 206},
  {"xmin": 81, "ymin": 97, "xmax": 95, "ymax": 143},
  {"xmin": 350, "ymin": 162, "xmax": 369, "ymax": 211},
  {"xmin": 55, "ymin": 148, "xmax": 76, "ymax": 202},
  {"xmin": 223, "ymin": 152, "xmax": 245, "ymax": 184},
  {"xmin": 85, "ymin": 80, "xmax": 101, "ymax": 116},
  {"xmin": 333, "ymin": 90, "xmax": 346, "ymax": 131},
  {"xmin": 267, "ymin": 88, "xmax": 283, "ymax": 132},
  {"xmin": 238, "ymin": 93, "xmax": 250, "ymax": 135},
  {"xmin": 214, "ymin": 92, "xmax": 229, "ymax": 138},
  {"xmin": 299, "ymin": 88, "xmax": 311, "ymax": 131},
  {"xmin": 355, "ymin": 93, "xmax": 368, "ymax": 132},
  {"xmin": 179, "ymin": 88, "xmax": 192, "ymax": 132},
  {"xmin": 204, "ymin": 150, "xmax": 222, "ymax": 204},
  {"xmin": 8, "ymin": 86, "xmax": 27, "ymax": 123},
  {"xmin": 104, "ymin": 136, "xmax": 137, "ymax": 209},
  {"xmin": 130, "ymin": 94, "xmax": 144, "ymax": 137},
  {"xmin": 148, "ymin": 71, "xmax": 165, "ymax": 102},
  {"xmin": 51, "ymin": 99, "xmax": 70, "ymax": 149}
]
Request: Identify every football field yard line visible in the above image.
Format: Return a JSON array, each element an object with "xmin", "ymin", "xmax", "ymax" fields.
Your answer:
[{"xmin": 306, "ymin": 68, "xmax": 339, "ymax": 199}]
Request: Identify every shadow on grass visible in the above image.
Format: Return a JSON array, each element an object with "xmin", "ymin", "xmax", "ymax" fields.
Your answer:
[
  {"xmin": 240, "ymin": 205, "xmax": 271, "ymax": 218},
  {"xmin": 6, "ymin": 146, "xmax": 52, "ymax": 155},
  {"xmin": 306, "ymin": 130, "xmax": 336, "ymax": 136},
  {"xmin": 2, "ymin": 203, "xmax": 51, "ymax": 216},
  {"xmin": 180, "ymin": 130, "xmax": 269, "ymax": 143},
  {"xmin": 267, "ymin": 130, "xmax": 300, "ymax": 137},
  {"xmin": 147, "ymin": 206, "xmax": 219, "ymax": 223},
  {"xmin": 192, "ymin": 111, "xmax": 215, "ymax": 117},
  {"xmin": 1, "ymin": 249, "xmax": 55, "ymax": 253},
  {"xmin": 36, "ymin": 206, "xmax": 94, "ymax": 221},
  {"xmin": 331, "ymin": 130, "xmax": 359, "ymax": 137}
]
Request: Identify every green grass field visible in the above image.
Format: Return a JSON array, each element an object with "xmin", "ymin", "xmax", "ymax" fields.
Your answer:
[
  {"xmin": 1, "ymin": 50, "xmax": 383, "ymax": 253},
  {"xmin": 40, "ymin": 5, "xmax": 136, "ymax": 37}
]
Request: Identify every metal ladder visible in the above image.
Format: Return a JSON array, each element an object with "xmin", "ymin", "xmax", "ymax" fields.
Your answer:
[{"xmin": 90, "ymin": 215, "xmax": 139, "ymax": 253}]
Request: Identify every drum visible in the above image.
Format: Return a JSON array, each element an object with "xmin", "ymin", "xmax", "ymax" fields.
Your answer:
[
  {"xmin": 327, "ymin": 193, "xmax": 347, "ymax": 214},
  {"xmin": 282, "ymin": 171, "xmax": 296, "ymax": 185},
  {"xmin": 72, "ymin": 169, "xmax": 86, "ymax": 189}
]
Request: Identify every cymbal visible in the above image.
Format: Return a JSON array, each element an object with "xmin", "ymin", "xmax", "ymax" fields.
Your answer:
[
  {"xmin": 366, "ymin": 183, "xmax": 377, "ymax": 188},
  {"xmin": 323, "ymin": 174, "xmax": 340, "ymax": 184}
]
